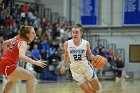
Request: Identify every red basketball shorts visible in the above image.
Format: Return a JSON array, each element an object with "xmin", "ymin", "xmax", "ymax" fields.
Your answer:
[{"xmin": 0, "ymin": 59, "xmax": 17, "ymax": 77}]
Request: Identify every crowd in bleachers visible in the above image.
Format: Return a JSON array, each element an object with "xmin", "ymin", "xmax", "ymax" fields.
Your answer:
[{"xmin": 0, "ymin": 1, "xmax": 73, "ymax": 80}]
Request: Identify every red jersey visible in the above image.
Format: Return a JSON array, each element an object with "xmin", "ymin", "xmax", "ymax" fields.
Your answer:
[{"xmin": 1, "ymin": 36, "xmax": 25, "ymax": 65}]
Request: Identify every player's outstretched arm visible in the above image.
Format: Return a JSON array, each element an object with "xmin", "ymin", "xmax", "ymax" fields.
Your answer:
[
  {"xmin": 18, "ymin": 41, "xmax": 46, "ymax": 68},
  {"xmin": 60, "ymin": 42, "xmax": 68, "ymax": 74}
]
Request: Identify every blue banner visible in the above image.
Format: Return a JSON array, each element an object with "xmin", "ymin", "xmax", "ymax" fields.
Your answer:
[
  {"xmin": 80, "ymin": 0, "xmax": 98, "ymax": 26},
  {"xmin": 123, "ymin": 0, "xmax": 140, "ymax": 25}
]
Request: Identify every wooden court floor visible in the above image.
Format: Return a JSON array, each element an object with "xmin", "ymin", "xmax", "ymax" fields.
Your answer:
[{"xmin": 0, "ymin": 79, "xmax": 139, "ymax": 93}]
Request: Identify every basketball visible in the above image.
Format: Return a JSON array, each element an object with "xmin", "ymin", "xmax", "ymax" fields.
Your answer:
[
  {"xmin": 33, "ymin": 65, "xmax": 44, "ymax": 73},
  {"xmin": 91, "ymin": 55, "xmax": 106, "ymax": 69},
  {"xmin": 33, "ymin": 61, "xmax": 48, "ymax": 73}
]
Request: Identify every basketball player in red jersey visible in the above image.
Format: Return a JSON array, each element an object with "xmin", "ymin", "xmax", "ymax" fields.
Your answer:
[
  {"xmin": 60, "ymin": 24, "xmax": 101, "ymax": 93},
  {"xmin": 0, "ymin": 25, "xmax": 47, "ymax": 93}
]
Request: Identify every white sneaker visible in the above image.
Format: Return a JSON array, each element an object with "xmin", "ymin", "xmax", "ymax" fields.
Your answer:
[
  {"xmin": 115, "ymin": 77, "xmax": 120, "ymax": 82},
  {"xmin": 125, "ymin": 75, "xmax": 130, "ymax": 78}
]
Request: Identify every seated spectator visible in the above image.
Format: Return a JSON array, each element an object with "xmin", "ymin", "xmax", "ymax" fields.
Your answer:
[
  {"xmin": 40, "ymin": 39, "xmax": 50, "ymax": 60},
  {"xmin": 114, "ymin": 55, "xmax": 129, "ymax": 81},
  {"xmin": 106, "ymin": 49, "xmax": 116, "ymax": 68},
  {"xmin": 99, "ymin": 46, "xmax": 107, "ymax": 57},
  {"xmin": 20, "ymin": 10, "xmax": 26, "ymax": 23},
  {"xmin": 5, "ymin": 15, "xmax": 13, "ymax": 26},
  {"xmin": 92, "ymin": 47, "xmax": 100, "ymax": 56},
  {"xmin": 32, "ymin": 44, "xmax": 42, "ymax": 60},
  {"xmin": 22, "ymin": 2, "xmax": 29, "ymax": 14},
  {"xmin": 114, "ymin": 56, "xmax": 123, "ymax": 77},
  {"xmin": 33, "ymin": 18, "xmax": 41, "ymax": 30},
  {"xmin": 0, "ymin": 11, "xmax": 6, "ymax": 26},
  {"xmin": 28, "ymin": 11, "xmax": 37, "ymax": 22},
  {"xmin": 48, "ymin": 51, "xmax": 61, "ymax": 66}
]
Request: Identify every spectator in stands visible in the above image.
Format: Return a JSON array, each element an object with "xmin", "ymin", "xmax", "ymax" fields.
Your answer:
[
  {"xmin": 115, "ymin": 53, "xmax": 129, "ymax": 80},
  {"xmin": 32, "ymin": 44, "xmax": 42, "ymax": 61},
  {"xmin": 29, "ymin": 36, "xmax": 40, "ymax": 52},
  {"xmin": 11, "ymin": 21, "xmax": 18, "ymax": 37},
  {"xmin": 52, "ymin": 23, "xmax": 60, "ymax": 39},
  {"xmin": 41, "ymin": 30, "xmax": 52, "ymax": 43},
  {"xmin": 108, "ymin": 49, "xmax": 115, "ymax": 60},
  {"xmin": 15, "ymin": 13, "xmax": 21, "ymax": 26},
  {"xmin": 5, "ymin": 15, "xmax": 13, "ymax": 26},
  {"xmin": 66, "ymin": 27, "xmax": 72, "ymax": 40},
  {"xmin": 40, "ymin": 39, "xmax": 50, "ymax": 60},
  {"xmin": 92, "ymin": 47, "xmax": 100, "ymax": 56},
  {"xmin": 57, "ymin": 42, "xmax": 64, "ymax": 59},
  {"xmin": 20, "ymin": 10, "xmax": 26, "ymax": 23},
  {"xmin": 114, "ymin": 55, "xmax": 124, "ymax": 81},
  {"xmin": 28, "ymin": 10, "xmax": 37, "ymax": 22},
  {"xmin": 22, "ymin": 2, "xmax": 29, "ymax": 15},
  {"xmin": 48, "ymin": 51, "xmax": 61, "ymax": 66},
  {"xmin": 0, "ymin": 0, "xmax": 13, "ymax": 8},
  {"xmin": 60, "ymin": 24, "xmax": 65, "ymax": 41},
  {"xmin": 105, "ymin": 49, "xmax": 115, "ymax": 69},
  {"xmin": 33, "ymin": 18, "xmax": 41, "ymax": 30},
  {"xmin": 41, "ymin": 17, "xmax": 50, "ymax": 29},
  {"xmin": 99, "ymin": 46, "xmax": 108, "ymax": 58},
  {"xmin": 100, "ymin": 48, "xmax": 116, "ymax": 78},
  {"xmin": 0, "ymin": 11, "xmax": 6, "ymax": 26}
]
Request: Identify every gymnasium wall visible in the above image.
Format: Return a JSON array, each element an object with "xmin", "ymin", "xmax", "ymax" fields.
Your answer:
[
  {"xmin": 38, "ymin": 0, "xmax": 124, "ymax": 26},
  {"xmin": 39, "ymin": 0, "xmax": 66, "ymax": 18}
]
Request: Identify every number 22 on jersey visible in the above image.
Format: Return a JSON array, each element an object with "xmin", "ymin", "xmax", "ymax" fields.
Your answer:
[{"xmin": 73, "ymin": 54, "xmax": 82, "ymax": 61}]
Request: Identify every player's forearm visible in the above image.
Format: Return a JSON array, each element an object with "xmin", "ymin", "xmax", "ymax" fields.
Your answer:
[
  {"xmin": 62, "ymin": 58, "xmax": 68, "ymax": 68},
  {"xmin": 19, "ymin": 55, "xmax": 36, "ymax": 64},
  {"xmin": 89, "ymin": 54, "xmax": 95, "ymax": 61}
]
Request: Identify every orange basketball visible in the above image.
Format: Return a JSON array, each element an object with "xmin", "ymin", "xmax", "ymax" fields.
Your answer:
[{"xmin": 91, "ymin": 55, "xmax": 106, "ymax": 69}]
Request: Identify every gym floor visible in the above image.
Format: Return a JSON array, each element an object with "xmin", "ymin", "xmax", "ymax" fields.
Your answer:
[{"xmin": 0, "ymin": 79, "xmax": 139, "ymax": 93}]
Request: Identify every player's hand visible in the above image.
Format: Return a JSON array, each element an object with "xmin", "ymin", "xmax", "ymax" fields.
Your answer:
[
  {"xmin": 92, "ymin": 55, "xmax": 99, "ymax": 61},
  {"xmin": 60, "ymin": 66, "xmax": 66, "ymax": 74},
  {"xmin": 35, "ymin": 60, "xmax": 47, "ymax": 68}
]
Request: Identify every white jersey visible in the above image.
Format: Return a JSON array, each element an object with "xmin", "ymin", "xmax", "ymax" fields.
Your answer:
[
  {"xmin": 67, "ymin": 39, "xmax": 97, "ymax": 84},
  {"xmin": 67, "ymin": 39, "xmax": 89, "ymax": 69}
]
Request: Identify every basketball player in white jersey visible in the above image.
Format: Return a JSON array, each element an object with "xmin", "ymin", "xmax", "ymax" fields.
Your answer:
[{"xmin": 60, "ymin": 24, "xmax": 101, "ymax": 93}]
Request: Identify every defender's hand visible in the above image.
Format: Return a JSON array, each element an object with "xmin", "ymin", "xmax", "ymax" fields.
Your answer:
[{"xmin": 35, "ymin": 60, "xmax": 47, "ymax": 68}]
